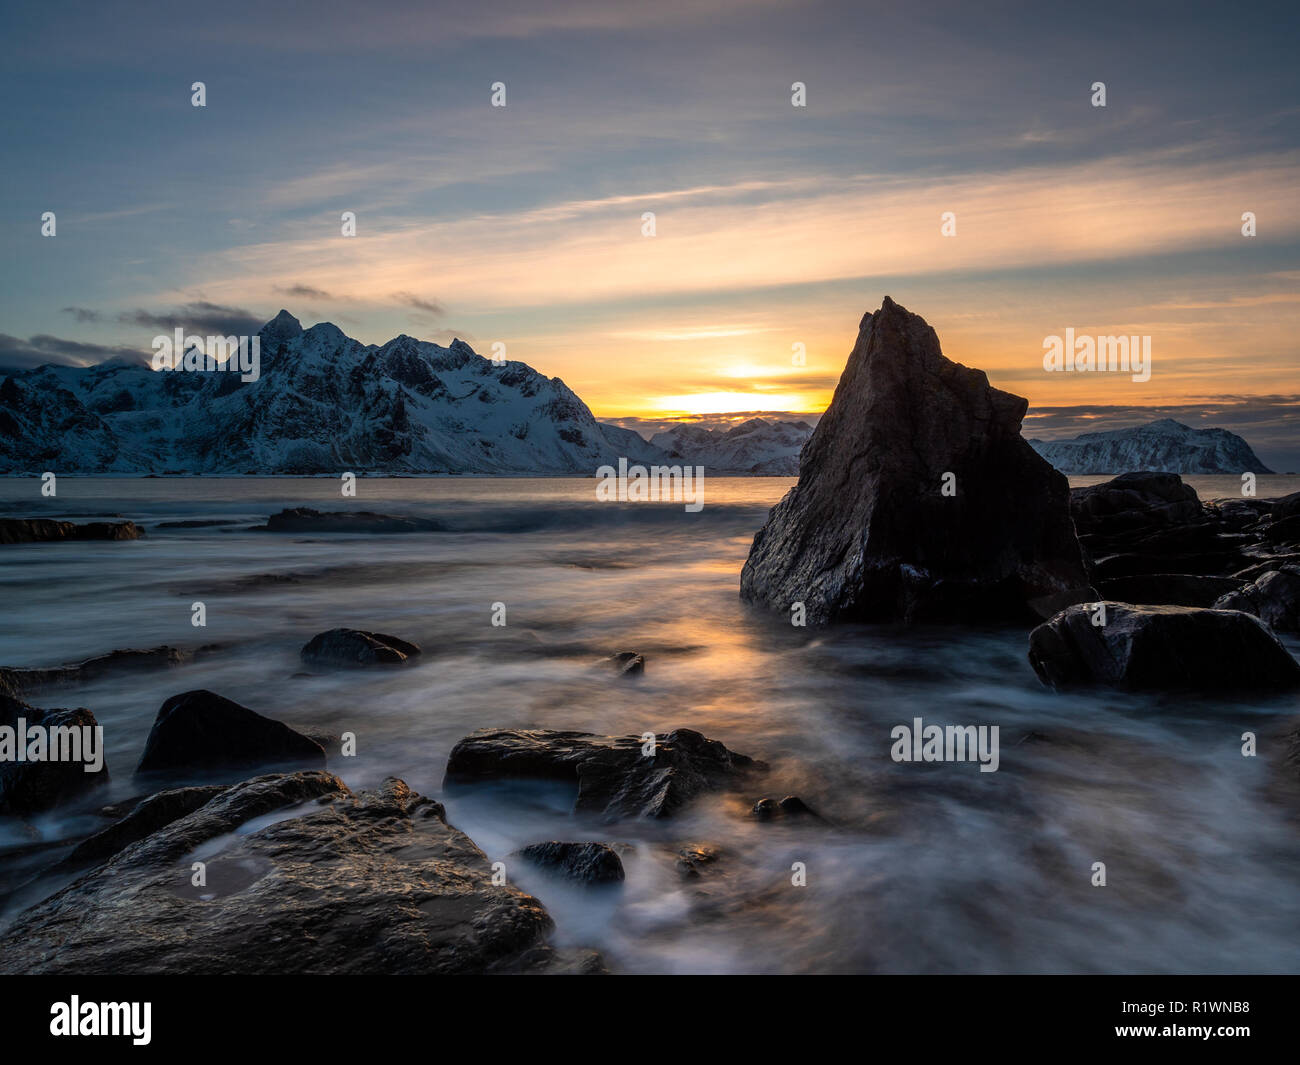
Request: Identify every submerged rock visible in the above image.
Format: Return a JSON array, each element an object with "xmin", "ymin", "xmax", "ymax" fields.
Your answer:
[
  {"xmin": 261, "ymin": 508, "xmax": 440, "ymax": 534},
  {"xmin": 300, "ymin": 628, "xmax": 420, "ymax": 668},
  {"xmin": 0, "ymin": 518, "xmax": 143, "ymax": 544},
  {"xmin": 0, "ymin": 773, "xmax": 570, "ymax": 974},
  {"xmin": 0, "ymin": 646, "xmax": 188, "ymax": 694},
  {"xmin": 516, "ymin": 841, "xmax": 626, "ymax": 885},
  {"xmin": 1214, "ymin": 566, "xmax": 1300, "ymax": 632},
  {"xmin": 1028, "ymin": 602, "xmax": 1300, "ymax": 691},
  {"xmin": 604, "ymin": 651, "xmax": 645, "ymax": 677},
  {"xmin": 740, "ymin": 297, "xmax": 1092, "ymax": 624},
  {"xmin": 444, "ymin": 727, "xmax": 764, "ymax": 820},
  {"xmin": 675, "ymin": 843, "xmax": 723, "ymax": 879},
  {"xmin": 135, "ymin": 689, "xmax": 326, "ymax": 778},
  {"xmin": 752, "ymin": 795, "xmax": 822, "ymax": 821}
]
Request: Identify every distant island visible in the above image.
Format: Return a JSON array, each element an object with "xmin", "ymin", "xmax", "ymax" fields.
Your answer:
[{"xmin": 1027, "ymin": 418, "xmax": 1273, "ymax": 475}]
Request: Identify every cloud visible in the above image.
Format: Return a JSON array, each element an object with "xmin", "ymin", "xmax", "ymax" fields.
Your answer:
[
  {"xmin": 0, "ymin": 333, "xmax": 149, "ymax": 373},
  {"xmin": 276, "ymin": 283, "xmax": 338, "ymax": 301},
  {"xmin": 116, "ymin": 301, "xmax": 265, "ymax": 336},
  {"xmin": 187, "ymin": 149, "xmax": 1300, "ymax": 316},
  {"xmin": 60, "ymin": 306, "xmax": 103, "ymax": 323},
  {"xmin": 394, "ymin": 292, "xmax": 445, "ymax": 317}
]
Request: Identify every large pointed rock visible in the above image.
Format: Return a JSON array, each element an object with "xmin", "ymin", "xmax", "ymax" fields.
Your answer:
[{"xmin": 740, "ymin": 297, "xmax": 1093, "ymax": 623}]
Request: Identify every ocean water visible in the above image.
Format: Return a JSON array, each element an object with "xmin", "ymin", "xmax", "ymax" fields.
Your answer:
[{"xmin": 1, "ymin": 475, "xmax": 1299, "ymax": 974}]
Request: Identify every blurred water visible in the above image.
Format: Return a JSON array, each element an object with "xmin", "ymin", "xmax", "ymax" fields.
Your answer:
[{"xmin": 1, "ymin": 475, "xmax": 1298, "ymax": 973}]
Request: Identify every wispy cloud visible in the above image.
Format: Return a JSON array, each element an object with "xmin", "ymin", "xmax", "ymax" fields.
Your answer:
[{"xmin": 185, "ymin": 150, "xmax": 1300, "ymax": 315}]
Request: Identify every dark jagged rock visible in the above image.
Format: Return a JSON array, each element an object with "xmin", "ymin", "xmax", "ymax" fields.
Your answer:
[
  {"xmin": 1265, "ymin": 514, "xmax": 1300, "ymax": 548},
  {"xmin": 1070, "ymin": 473, "xmax": 1263, "ymax": 579},
  {"xmin": 1272, "ymin": 492, "xmax": 1300, "ymax": 522},
  {"xmin": 1097, "ymin": 574, "xmax": 1246, "ymax": 608},
  {"xmin": 0, "ymin": 518, "xmax": 143, "ymax": 545},
  {"xmin": 262, "ymin": 508, "xmax": 440, "ymax": 534},
  {"xmin": 516, "ymin": 841, "xmax": 626, "ymax": 885},
  {"xmin": 0, "ymin": 773, "xmax": 573, "ymax": 975},
  {"xmin": 444, "ymin": 727, "xmax": 764, "ymax": 820},
  {"xmin": 1214, "ymin": 566, "xmax": 1300, "ymax": 632},
  {"xmin": 1209, "ymin": 498, "xmax": 1272, "ymax": 531},
  {"xmin": 299, "ymin": 627, "xmax": 420, "ymax": 667},
  {"xmin": 0, "ymin": 646, "xmax": 188, "ymax": 694},
  {"xmin": 54, "ymin": 784, "xmax": 228, "ymax": 872},
  {"xmin": 0, "ymin": 691, "xmax": 109, "ymax": 816},
  {"xmin": 1235, "ymin": 554, "xmax": 1300, "ymax": 583},
  {"xmin": 135, "ymin": 689, "xmax": 326, "ymax": 778},
  {"xmin": 740, "ymin": 297, "xmax": 1092, "ymax": 624},
  {"xmin": 1028, "ymin": 602, "xmax": 1300, "ymax": 691}
]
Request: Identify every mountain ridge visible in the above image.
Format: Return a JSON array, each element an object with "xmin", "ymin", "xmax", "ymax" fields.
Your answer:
[
  {"xmin": 0, "ymin": 313, "xmax": 1276, "ymax": 477},
  {"xmin": 0, "ymin": 311, "xmax": 666, "ymax": 475}
]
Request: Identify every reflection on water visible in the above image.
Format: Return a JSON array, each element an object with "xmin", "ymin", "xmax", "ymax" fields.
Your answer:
[{"xmin": 1, "ymin": 476, "xmax": 1299, "ymax": 972}]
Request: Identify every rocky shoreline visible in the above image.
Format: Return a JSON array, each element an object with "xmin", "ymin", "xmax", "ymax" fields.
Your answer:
[
  {"xmin": 0, "ymin": 637, "xmax": 778, "ymax": 974},
  {"xmin": 3, "ymin": 299, "xmax": 1299, "ymax": 974}
]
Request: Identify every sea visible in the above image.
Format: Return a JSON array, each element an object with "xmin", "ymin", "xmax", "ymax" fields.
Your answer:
[{"xmin": 1, "ymin": 474, "xmax": 1298, "ymax": 973}]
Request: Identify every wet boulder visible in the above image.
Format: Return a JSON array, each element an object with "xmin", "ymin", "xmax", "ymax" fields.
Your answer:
[
  {"xmin": 740, "ymin": 297, "xmax": 1092, "ymax": 624},
  {"xmin": 516, "ymin": 841, "xmax": 626, "ymax": 885},
  {"xmin": 444, "ymin": 727, "xmax": 764, "ymax": 820},
  {"xmin": 1214, "ymin": 566, "xmax": 1300, "ymax": 632},
  {"xmin": 54, "ymin": 784, "xmax": 229, "ymax": 872},
  {"xmin": 135, "ymin": 689, "xmax": 326, "ymax": 778},
  {"xmin": 300, "ymin": 628, "xmax": 420, "ymax": 668},
  {"xmin": 0, "ymin": 691, "xmax": 109, "ymax": 816},
  {"xmin": 1028, "ymin": 602, "xmax": 1300, "ymax": 691},
  {"xmin": 0, "ymin": 773, "xmax": 571, "ymax": 974}
]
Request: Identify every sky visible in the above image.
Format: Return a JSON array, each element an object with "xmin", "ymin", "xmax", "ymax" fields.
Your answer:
[{"xmin": 1, "ymin": 0, "xmax": 1298, "ymax": 466}]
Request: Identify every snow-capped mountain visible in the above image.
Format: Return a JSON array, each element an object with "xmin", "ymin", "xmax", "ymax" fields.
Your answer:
[
  {"xmin": 650, "ymin": 417, "xmax": 813, "ymax": 475},
  {"xmin": 0, "ymin": 311, "xmax": 665, "ymax": 475},
  {"xmin": 1027, "ymin": 418, "xmax": 1272, "ymax": 474}
]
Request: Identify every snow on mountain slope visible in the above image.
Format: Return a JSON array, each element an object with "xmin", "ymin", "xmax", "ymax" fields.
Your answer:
[
  {"xmin": 1027, "ymin": 418, "xmax": 1273, "ymax": 474},
  {"xmin": 0, "ymin": 311, "xmax": 670, "ymax": 475},
  {"xmin": 650, "ymin": 417, "xmax": 813, "ymax": 474}
]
